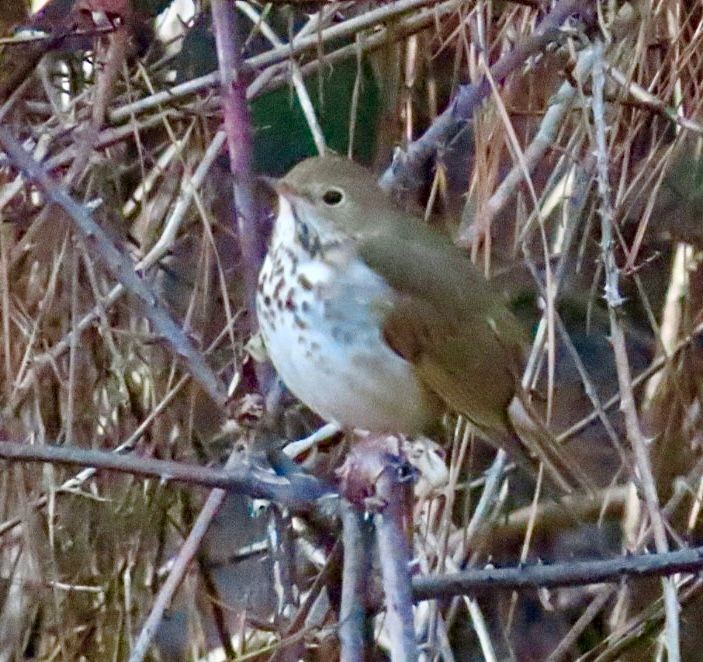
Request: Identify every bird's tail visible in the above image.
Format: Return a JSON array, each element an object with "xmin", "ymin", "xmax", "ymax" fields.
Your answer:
[{"xmin": 504, "ymin": 395, "xmax": 596, "ymax": 496}]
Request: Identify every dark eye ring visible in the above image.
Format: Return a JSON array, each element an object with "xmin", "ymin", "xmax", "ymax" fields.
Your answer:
[{"xmin": 322, "ymin": 188, "xmax": 344, "ymax": 206}]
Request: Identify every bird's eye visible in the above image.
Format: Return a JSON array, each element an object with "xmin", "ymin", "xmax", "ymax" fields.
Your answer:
[{"xmin": 322, "ymin": 188, "xmax": 344, "ymax": 206}]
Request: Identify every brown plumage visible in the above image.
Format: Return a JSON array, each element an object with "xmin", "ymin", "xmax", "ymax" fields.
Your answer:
[{"xmin": 258, "ymin": 155, "xmax": 592, "ymax": 494}]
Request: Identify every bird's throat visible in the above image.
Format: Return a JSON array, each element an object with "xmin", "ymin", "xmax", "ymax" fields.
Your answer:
[{"xmin": 272, "ymin": 196, "xmax": 320, "ymax": 257}]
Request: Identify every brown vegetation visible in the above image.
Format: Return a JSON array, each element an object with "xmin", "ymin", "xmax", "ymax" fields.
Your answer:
[{"xmin": 1, "ymin": 0, "xmax": 703, "ymax": 659}]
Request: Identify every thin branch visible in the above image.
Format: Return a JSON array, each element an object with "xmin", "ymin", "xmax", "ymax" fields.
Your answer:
[
  {"xmin": 0, "ymin": 441, "xmax": 327, "ymax": 506},
  {"xmin": 271, "ymin": 541, "xmax": 344, "ymax": 661},
  {"xmin": 459, "ymin": 47, "xmax": 597, "ymax": 243},
  {"xmin": 128, "ymin": 445, "xmax": 244, "ymax": 662},
  {"xmin": 547, "ymin": 587, "xmax": 613, "ymax": 661},
  {"xmin": 582, "ymin": 577, "xmax": 702, "ymax": 661},
  {"xmin": 558, "ymin": 318, "xmax": 703, "ymax": 443},
  {"xmin": 108, "ymin": 0, "xmax": 447, "ymax": 125},
  {"xmin": 412, "ymin": 546, "xmax": 703, "ymax": 600},
  {"xmin": 236, "ymin": 1, "xmax": 326, "ymax": 155},
  {"xmin": 606, "ymin": 63, "xmax": 703, "ymax": 136},
  {"xmin": 9, "ymin": 130, "xmax": 227, "ymax": 405},
  {"xmin": 0, "ymin": 374, "xmax": 191, "ymax": 538},
  {"xmin": 592, "ymin": 39, "xmax": 681, "ymax": 661}
]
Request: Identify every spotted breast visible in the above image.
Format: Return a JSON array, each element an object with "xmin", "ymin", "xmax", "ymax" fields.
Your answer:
[{"xmin": 256, "ymin": 196, "xmax": 440, "ymax": 432}]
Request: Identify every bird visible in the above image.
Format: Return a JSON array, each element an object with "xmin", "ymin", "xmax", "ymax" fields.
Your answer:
[{"xmin": 256, "ymin": 154, "xmax": 591, "ymax": 494}]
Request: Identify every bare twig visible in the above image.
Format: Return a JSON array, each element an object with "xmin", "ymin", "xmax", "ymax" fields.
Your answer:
[
  {"xmin": 108, "ymin": 0, "xmax": 447, "ymax": 125},
  {"xmin": 271, "ymin": 541, "xmax": 344, "ymax": 661},
  {"xmin": 0, "ymin": 17, "xmax": 85, "ymax": 103},
  {"xmin": 460, "ymin": 47, "xmax": 597, "ymax": 243},
  {"xmin": 583, "ymin": 577, "xmax": 702, "ymax": 662},
  {"xmin": 412, "ymin": 545, "xmax": 703, "ymax": 600},
  {"xmin": 0, "ymin": 441, "xmax": 326, "ymax": 506},
  {"xmin": 558, "ymin": 319, "xmax": 703, "ymax": 443},
  {"xmin": 127, "ymin": 446, "xmax": 245, "ymax": 662},
  {"xmin": 0, "ymin": 374, "xmax": 192, "ymax": 538},
  {"xmin": 592, "ymin": 39, "xmax": 680, "ymax": 661},
  {"xmin": 9, "ymin": 130, "xmax": 227, "ymax": 405},
  {"xmin": 606, "ymin": 64, "xmax": 703, "ymax": 136},
  {"xmin": 236, "ymin": 1, "xmax": 326, "ymax": 155},
  {"xmin": 547, "ymin": 587, "xmax": 613, "ymax": 661},
  {"xmin": 63, "ymin": 25, "xmax": 129, "ymax": 186}
]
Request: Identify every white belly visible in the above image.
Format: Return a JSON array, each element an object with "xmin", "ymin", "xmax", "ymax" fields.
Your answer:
[{"xmin": 257, "ymin": 242, "xmax": 435, "ymax": 433}]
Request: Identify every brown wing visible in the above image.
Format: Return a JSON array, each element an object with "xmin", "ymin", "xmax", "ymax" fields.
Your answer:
[
  {"xmin": 359, "ymin": 234, "xmax": 525, "ymax": 432},
  {"xmin": 380, "ymin": 294, "xmax": 519, "ymax": 436},
  {"xmin": 360, "ymin": 235, "xmax": 593, "ymax": 494}
]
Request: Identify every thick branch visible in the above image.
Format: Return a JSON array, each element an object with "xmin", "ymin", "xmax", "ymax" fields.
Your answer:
[
  {"xmin": 211, "ymin": 0, "xmax": 265, "ymax": 340},
  {"xmin": 375, "ymin": 464, "xmax": 418, "ymax": 661},
  {"xmin": 340, "ymin": 501, "xmax": 374, "ymax": 661}
]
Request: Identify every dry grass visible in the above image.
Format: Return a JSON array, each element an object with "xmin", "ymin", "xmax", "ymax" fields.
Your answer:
[{"xmin": 1, "ymin": 0, "xmax": 703, "ymax": 659}]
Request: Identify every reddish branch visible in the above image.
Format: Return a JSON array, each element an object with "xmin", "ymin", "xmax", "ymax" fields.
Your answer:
[
  {"xmin": 211, "ymin": 0, "xmax": 265, "ymax": 333},
  {"xmin": 339, "ymin": 502, "xmax": 374, "ymax": 661},
  {"xmin": 375, "ymin": 461, "xmax": 419, "ymax": 661}
]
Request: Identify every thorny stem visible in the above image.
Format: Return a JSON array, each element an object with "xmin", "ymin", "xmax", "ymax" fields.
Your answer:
[
  {"xmin": 592, "ymin": 39, "xmax": 680, "ymax": 661},
  {"xmin": 0, "ymin": 127, "xmax": 228, "ymax": 407}
]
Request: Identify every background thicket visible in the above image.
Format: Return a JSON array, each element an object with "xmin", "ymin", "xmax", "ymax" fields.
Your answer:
[{"xmin": 1, "ymin": 1, "xmax": 703, "ymax": 659}]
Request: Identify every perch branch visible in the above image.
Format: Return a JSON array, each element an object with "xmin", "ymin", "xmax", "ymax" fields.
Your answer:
[
  {"xmin": 375, "ymin": 463, "xmax": 418, "ymax": 661},
  {"xmin": 340, "ymin": 501, "xmax": 374, "ymax": 661}
]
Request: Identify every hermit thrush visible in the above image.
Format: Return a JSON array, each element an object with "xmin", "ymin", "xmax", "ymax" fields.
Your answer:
[{"xmin": 257, "ymin": 155, "xmax": 590, "ymax": 493}]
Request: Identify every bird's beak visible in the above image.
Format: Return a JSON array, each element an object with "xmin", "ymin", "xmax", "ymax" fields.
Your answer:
[{"xmin": 258, "ymin": 175, "xmax": 297, "ymax": 200}]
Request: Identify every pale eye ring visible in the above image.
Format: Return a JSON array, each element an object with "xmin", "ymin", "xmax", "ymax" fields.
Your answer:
[{"xmin": 322, "ymin": 187, "xmax": 344, "ymax": 206}]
